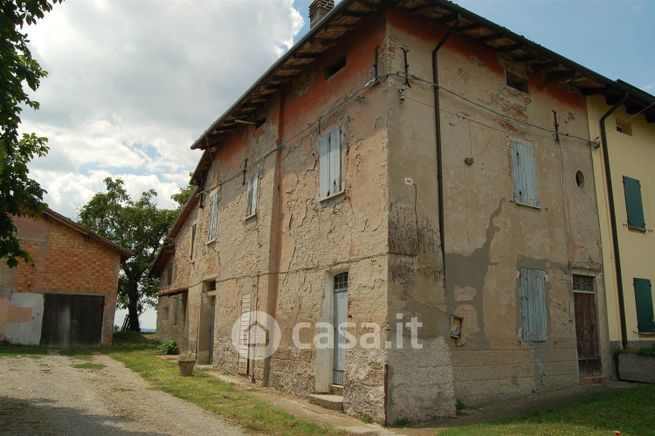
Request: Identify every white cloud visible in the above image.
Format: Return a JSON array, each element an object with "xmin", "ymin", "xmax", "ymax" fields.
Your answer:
[{"xmin": 22, "ymin": 0, "xmax": 304, "ymax": 219}]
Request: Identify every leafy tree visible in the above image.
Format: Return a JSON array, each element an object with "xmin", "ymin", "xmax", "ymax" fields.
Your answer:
[
  {"xmin": 1, "ymin": 0, "xmax": 62, "ymax": 267},
  {"xmin": 171, "ymin": 180, "xmax": 195, "ymax": 209},
  {"xmin": 79, "ymin": 178, "xmax": 178, "ymax": 331}
]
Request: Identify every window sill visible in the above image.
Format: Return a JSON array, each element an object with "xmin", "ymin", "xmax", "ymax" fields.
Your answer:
[
  {"xmin": 627, "ymin": 224, "xmax": 647, "ymax": 233},
  {"xmin": 319, "ymin": 190, "xmax": 346, "ymax": 205},
  {"xmin": 515, "ymin": 200, "xmax": 541, "ymax": 210},
  {"xmin": 243, "ymin": 213, "xmax": 257, "ymax": 222},
  {"xmin": 206, "ymin": 238, "xmax": 216, "ymax": 245},
  {"xmin": 635, "ymin": 330, "xmax": 655, "ymax": 336}
]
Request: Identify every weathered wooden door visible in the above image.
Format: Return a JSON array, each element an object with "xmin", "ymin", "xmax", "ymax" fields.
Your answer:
[
  {"xmin": 237, "ymin": 294, "xmax": 252, "ymax": 375},
  {"xmin": 41, "ymin": 294, "xmax": 104, "ymax": 348},
  {"xmin": 333, "ymin": 272, "xmax": 348, "ymax": 386},
  {"xmin": 573, "ymin": 275, "xmax": 601, "ymax": 376}
]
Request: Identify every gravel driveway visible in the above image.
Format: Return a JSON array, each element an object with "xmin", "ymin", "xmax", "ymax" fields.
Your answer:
[{"xmin": 0, "ymin": 353, "xmax": 246, "ymax": 435}]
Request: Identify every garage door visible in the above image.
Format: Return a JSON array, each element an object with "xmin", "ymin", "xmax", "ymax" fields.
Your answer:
[{"xmin": 40, "ymin": 294, "xmax": 105, "ymax": 348}]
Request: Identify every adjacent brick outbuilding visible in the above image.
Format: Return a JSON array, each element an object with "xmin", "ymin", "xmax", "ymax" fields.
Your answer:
[{"xmin": 0, "ymin": 208, "xmax": 131, "ymax": 346}]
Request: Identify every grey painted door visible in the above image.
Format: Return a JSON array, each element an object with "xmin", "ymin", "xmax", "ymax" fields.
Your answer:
[
  {"xmin": 208, "ymin": 297, "xmax": 216, "ymax": 363},
  {"xmin": 333, "ymin": 272, "xmax": 348, "ymax": 386}
]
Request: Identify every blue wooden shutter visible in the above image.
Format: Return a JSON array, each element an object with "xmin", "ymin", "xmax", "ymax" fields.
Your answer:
[
  {"xmin": 319, "ymin": 133, "xmax": 330, "ymax": 198},
  {"xmin": 329, "ymin": 127, "xmax": 342, "ymax": 195},
  {"xmin": 520, "ymin": 268, "xmax": 548, "ymax": 342},
  {"xmin": 623, "ymin": 176, "xmax": 646, "ymax": 229},
  {"xmin": 634, "ymin": 278, "xmax": 655, "ymax": 332},
  {"xmin": 207, "ymin": 192, "xmax": 219, "ymax": 242},
  {"xmin": 511, "ymin": 141, "xmax": 540, "ymax": 208}
]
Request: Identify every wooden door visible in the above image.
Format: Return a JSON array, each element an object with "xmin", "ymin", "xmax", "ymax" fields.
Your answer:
[
  {"xmin": 333, "ymin": 273, "xmax": 348, "ymax": 386},
  {"xmin": 237, "ymin": 294, "xmax": 252, "ymax": 375},
  {"xmin": 208, "ymin": 297, "xmax": 216, "ymax": 363},
  {"xmin": 573, "ymin": 275, "xmax": 600, "ymax": 376},
  {"xmin": 41, "ymin": 294, "xmax": 104, "ymax": 348}
]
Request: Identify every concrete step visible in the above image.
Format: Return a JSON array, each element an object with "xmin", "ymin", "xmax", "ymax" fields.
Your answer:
[
  {"xmin": 580, "ymin": 375, "xmax": 608, "ymax": 385},
  {"xmin": 308, "ymin": 394, "xmax": 344, "ymax": 411},
  {"xmin": 330, "ymin": 384, "xmax": 344, "ymax": 396}
]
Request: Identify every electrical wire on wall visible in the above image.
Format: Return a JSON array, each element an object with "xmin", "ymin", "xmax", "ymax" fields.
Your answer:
[
  {"xmin": 200, "ymin": 66, "xmax": 599, "ymax": 198},
  {"xmin": 175, "ymin": 59, "xmax": 608, "ymax": 291}
]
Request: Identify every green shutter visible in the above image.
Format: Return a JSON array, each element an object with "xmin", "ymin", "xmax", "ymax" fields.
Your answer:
[
  {"xmin": 623, "ymin": 176, "xmax": 646, "ymax": 229},
  {"xmin": 634, "ymin": 278, "xmax": 655, "ymax": 333}
]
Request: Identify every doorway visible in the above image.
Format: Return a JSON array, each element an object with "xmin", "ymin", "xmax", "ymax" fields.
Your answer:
[
  {"xmin": 198, "ymin": 280, "xmax": 217, "ymax": 364},
  {"xmin": 332, "ymin": 272, "xmax": 348, "ymax": 386},
  {"xmin": 41, "ymin": 294, "xmax": 104, "ymax": 348},
  {"xmin": 573, "ymin": 274, "xmax": 601, "ymax": 376},
  {"xmin": 208, "ymin": 296, "xmax": 216, "ymax": 363}
]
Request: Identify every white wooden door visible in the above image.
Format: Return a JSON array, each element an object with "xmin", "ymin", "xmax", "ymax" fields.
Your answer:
[
  {"xmin": 333, "ymin": 273, "xmax": 348, "ymax": 385},
  {"xmin": 238, "ymin": 294, "xmax": 252, "ymax": 375}
]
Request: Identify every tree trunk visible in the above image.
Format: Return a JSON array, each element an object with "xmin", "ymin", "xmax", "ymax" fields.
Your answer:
[{"xmin": 127, "ymin": 286, "xmax": 141, "ymax": 332}]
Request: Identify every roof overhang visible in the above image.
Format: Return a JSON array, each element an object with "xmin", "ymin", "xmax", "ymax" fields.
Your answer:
[
  {"xmin": 148, "ymin": 243, "xmax": 175, "ymax": 277},
  {"xmin": 188, "ymin": 0, "xmax": 654, "ymax": 156},
  {"xmin": 157, "ymin": 286, "xmax": 189, "ymax": 297}
]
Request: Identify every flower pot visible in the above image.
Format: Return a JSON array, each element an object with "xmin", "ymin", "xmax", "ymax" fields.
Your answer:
[{"xmin": 178, "ymin": 360, "xmax": 196, "ymax": 376}]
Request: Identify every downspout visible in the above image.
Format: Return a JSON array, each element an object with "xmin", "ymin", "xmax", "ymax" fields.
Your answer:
[
  {"xmin": 432, "ymin": 16, "xmax": 459, "ymax": 279},
  {"xmin": 599, "ymin": 92, "xmax": 629, "ymax": 348},
  {"xmin": 263, "ymin": 92, "xmax": 285, "ymax": 385}
]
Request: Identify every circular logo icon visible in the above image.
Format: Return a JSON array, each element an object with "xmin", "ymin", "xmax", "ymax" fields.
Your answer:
[{"xmin": 230, "ymin": 311, "xmax": 281, "ymax": 361}]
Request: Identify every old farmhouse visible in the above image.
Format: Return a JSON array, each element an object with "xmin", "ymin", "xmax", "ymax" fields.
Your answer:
[{"xmin": 151, "ymin": 0, "xmax": 655, "ymax": 423}]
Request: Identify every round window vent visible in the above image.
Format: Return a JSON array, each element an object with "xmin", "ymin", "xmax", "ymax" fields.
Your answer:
[{"xmin": 575, "ymin": 170, "xmax": 585, "ymax": 189}]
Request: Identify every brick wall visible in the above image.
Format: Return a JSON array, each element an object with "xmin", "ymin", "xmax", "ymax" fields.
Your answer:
[
  {"xmin": 12, "ymin": 214, "xmax": 120, "ymax": 295},
  {"xmin": 1, "ymin": 213, "xmax": 122, "ymax": 345}
]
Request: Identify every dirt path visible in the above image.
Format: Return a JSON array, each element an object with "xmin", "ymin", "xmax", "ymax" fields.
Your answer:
[{"xmin": 0, "ymin": 354, "xmax": 246, "ymax": 435}]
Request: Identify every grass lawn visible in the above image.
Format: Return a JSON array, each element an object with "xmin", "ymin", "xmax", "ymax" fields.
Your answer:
[
  {"xmin": 442, "ymin": 384, "xmax": 655, "ymax": 436},
  {"xmin": 103, "ymin": 343, "xmax": 339, "ymax": 435},
  {"xmin": 3, "ymin": 337, "xmax": 655, "ymax": 435},
  {"xmin": 1, "ymin": 335, "xmax": 337, "ymax": 435}
]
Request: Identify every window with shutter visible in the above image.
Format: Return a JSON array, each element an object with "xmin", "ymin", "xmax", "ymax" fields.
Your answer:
[
  {"xmin": 520, "ymin": 268, "xmax": 548, "ymax": 342},
  {"xmin": 319, "ymin": 127, "xmax": 342, "ymax": 198},
  {"xmin": 246, "ymin": 173, "xmax": 259, "ymax": 217},
  {"xmin": 634, "ymin": 278, "xmax": 655, "ymax": 333},
  {"xmin": 623, "ymin": 176, "xmax": 646, "ymax": 230},
  {"xmin": 511, "ymin": 141, "xmax": 540, "ymax": 208},
  {"xmin": 207, "ymin": 192, "xmax": 219, "ymax": 243}
]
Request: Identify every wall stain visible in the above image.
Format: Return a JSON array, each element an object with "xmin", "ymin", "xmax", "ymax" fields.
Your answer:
[{"xmin": 445, "ymin": 199, "xmax": 504, "ymax": 338}]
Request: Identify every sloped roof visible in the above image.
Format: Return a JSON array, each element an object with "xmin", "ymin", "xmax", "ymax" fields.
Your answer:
[
  {"xmin": 189, "ymin": 0, "xmax": 654, "ymax": 156},
  {"xmin": 43, "ymin": 208, "xmax": 133, "ymax": 260},
  {"xmin": 148, "ymin": 187, "xmax": 199, "ymax": 276}
]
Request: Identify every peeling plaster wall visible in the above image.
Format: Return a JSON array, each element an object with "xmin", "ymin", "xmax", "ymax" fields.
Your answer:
[
  {"xmin": 157, "ymin": 12, "xmax": 391, "ymax": 423},
  {"xmin": 2, "ymin": 293, "xmax": 44, "ymax": 345},
  {"xmin": 267, "ymin": 14, "xmax": 390, "ymax": 422},
  {"xmin": 385, "ymin": 7, "xmax": 607, "ymax": 413},
  {"xmin": 155, "ymin": 6, "xmax": 610, "ymax": 424}
]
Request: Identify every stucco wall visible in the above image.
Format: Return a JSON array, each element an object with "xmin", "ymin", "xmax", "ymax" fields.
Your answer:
[
  {"xmin": 588, "ymin": 95, "xmax": 655, "ymax": 348},
  {"xmin": 156, "ymin": 6, "xmax": 612, "ymax": 424}
]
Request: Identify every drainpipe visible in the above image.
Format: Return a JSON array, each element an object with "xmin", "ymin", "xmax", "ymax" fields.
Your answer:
[
  {"xmin": 432, "ymin": 16, "xmax": 459, "ymax": 278},
  {"xmin": 599, "ymin": 92, "xmax": 629, "ymax": 348},
  {"xmin": 263, "ymin": 92, "xmax": 285, "ymax": 386}
]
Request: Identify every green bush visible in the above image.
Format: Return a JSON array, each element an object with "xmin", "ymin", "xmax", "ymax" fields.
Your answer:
[{"xmin": 158, "ymin": 340, "xmax": 179, "ymax": 355}]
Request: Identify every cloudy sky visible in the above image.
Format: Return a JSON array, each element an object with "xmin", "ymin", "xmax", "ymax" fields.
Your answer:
[{"xmin": 21, "ymin": 0, "xmax": 653, "ymax": 328}]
